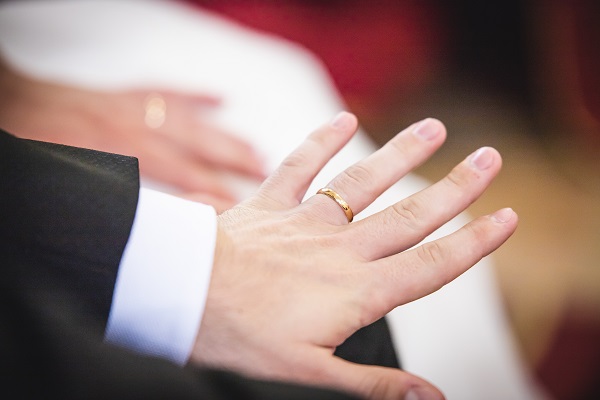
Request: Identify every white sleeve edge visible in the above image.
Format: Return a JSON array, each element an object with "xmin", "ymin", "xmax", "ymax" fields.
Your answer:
[{"xmin": 104, "ymin": 187, "xmax": 216, "ymax": 365}]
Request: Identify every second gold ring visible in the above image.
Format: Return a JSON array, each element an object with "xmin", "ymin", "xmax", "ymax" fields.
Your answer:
[{"xmin": 316, "ymin": 187, "xmax": 354, "ymax": 223}]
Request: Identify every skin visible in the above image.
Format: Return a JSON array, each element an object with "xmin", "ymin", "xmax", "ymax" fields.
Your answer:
[
  {"xmin": 0, "ymin": 59, "xmax": 267, "ymax": 211},
  {"xmin": 193, "ymin": 113, "xmax": 518, "ymax": 400}
]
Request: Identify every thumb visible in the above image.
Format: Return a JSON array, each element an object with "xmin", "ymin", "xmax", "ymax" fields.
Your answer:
[{"xmin": 318, "ymin": 357, "xmax": 445, "ymax": 400}]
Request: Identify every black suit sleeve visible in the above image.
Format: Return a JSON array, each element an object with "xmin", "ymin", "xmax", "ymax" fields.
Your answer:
[
  {"xmin": 0, "ymin": 129, "xmax": 139, "ymax": 334},
  {"xmin": 0, "ymin": 129, "xmax": 360, "ymax": 400}
]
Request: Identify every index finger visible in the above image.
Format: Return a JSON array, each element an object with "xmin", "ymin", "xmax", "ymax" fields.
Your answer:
[{"xmin": 256, "ymin": 112, "xmax": 358, "ymax": 209}]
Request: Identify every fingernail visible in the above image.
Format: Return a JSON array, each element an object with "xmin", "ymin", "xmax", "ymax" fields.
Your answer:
[
  {"xmin": 413, "ymin": 118, "xmax": 440, "ymax": 140},
  {"xmin": 491, "ymin": 207, "xmax": 514, "ymax": 223},
  {"xmin": 468, "ymin": 147, "xmax": 493, "ymax": 170},
  {"xmin": 405, "ymin": 387, "xmax": 442, "ymax": 400},
  {"xmin": 331, "ymin": 111, "xmax": 353, "ymax": 130}
]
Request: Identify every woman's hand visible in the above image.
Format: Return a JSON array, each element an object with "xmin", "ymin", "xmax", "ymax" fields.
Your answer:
[{"xmin": 0, "ymin": 60, "xmax": 266, "ymax": 210}]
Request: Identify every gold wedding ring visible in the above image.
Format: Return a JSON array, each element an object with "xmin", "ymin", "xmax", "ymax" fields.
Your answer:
[
  {"xmin": 316, "ymin": 187, "xmax": 354, "ymax": 223},
  {"xmin": 143, "ymin": 92, "xmax": 167, "ymax": 129}
]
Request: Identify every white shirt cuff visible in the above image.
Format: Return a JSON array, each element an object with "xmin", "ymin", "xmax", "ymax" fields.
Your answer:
[{"xmin": 104, "ymin": 187, "xmax": 217, "ymax": 365}]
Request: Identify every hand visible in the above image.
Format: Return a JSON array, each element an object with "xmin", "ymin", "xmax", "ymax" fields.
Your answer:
[
  {"xmin": 0, "ymin": 60, "xmax": 266, "ymax": 210},
  {"xmin": 192, "ymin": 113, "xmax": 518, "ymax": 400}
]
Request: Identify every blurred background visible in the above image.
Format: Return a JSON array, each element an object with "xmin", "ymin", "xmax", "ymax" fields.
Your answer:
[
  {"xmin": 0, "ymin": 0, "xmax": 596, "ymax": 398},
  {"xmin": 185, "ymin": 1, "xmax": 600, "ymax": 399}
]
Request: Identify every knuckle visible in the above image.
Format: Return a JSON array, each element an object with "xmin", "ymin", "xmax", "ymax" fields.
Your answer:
[
  {"xmin": 360, "ymin": 369, "xmax": 405, "ymax": 400},
  {"xmin": 389, "ymin": 198, "xmax": 423, "ymax": 231},
  {"xmin": 416, "ymin": 241, "xmax": 448, "ymax": 266},
  {"xmin": 463, "ymin": 220, "xmax": 490, "ymax": 259},
  {"xmin": 337, "ymin": 163, "xmax": 375, "ymax": 187},
  {"xmin": 280, "ymin": 150, "xmax": 310, "ymax": 170},
  {"xmin": 415, "ymin": 241, "xmax": 456, "ymax": 289},
  {"xmin": 365, "ymin": 377, "xmax": 391, "ymax": 400},
  {"xmin": 313, "ymin": 230, "xmax": 344, "ymax": 250}
]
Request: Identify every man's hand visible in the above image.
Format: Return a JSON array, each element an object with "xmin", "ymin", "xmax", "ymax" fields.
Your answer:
[{"xmin": 193, "ymin": 113, "xmax": 517, "ymax": 400}]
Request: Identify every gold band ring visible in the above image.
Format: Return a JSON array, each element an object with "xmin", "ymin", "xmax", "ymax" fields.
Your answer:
[
  {"xmin": 144, "ymin": 92, "xmax": 167, "ymax": 129},
  {"xmin": 316, "ymin": 187, "xmax": 354, "ymax": 223}
]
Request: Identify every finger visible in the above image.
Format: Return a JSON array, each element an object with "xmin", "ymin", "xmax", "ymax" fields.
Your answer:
[
  {"xmin": 185, "ymin": 123, "xmax": 268, "ymax": 180},
  {"xmin": 158, "ymin": 90, "xmax": 223, "ymax": 108},
  {"xmin": 148, "ymin": 93, "xmax": 268, "ymax": 180},
  {"xmin": 135, "ymin": 89, "xmax": 222, "ymax": 109},
  {"xmin": 369, "ymin": 208, "xmax": 518, "ymax": 316},
  {"xmin": 256, "ymin": 112, "xmax": 358, "ymax": 209},
  {"xmin": 313, "ymin": 355, "xmax": 444, "ymax": 400},
  {"xmin": 349, "ymin": 147, "xmax": 502, "ymax": 260},
  {"xmin": 305, "ymin": 118, "xmax": 446, "ymax": 225},
  {"xmin": 138, "ymin": 139, "xmax": 238, "ymax": 201}
]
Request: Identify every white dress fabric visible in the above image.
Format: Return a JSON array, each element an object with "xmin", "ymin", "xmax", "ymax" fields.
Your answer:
[{"xmin": 0, "ymin": 1, "xmax": 547, "ymax": 398}]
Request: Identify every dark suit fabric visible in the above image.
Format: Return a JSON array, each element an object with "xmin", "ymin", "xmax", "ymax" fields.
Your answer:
[
  {"xmin": 335, "ymin": 317, "xmax": 400, "ymax": 369},
  {"xmin": 1, "ymin": 130, "xmax": 139, "ymax": 335},
  {"xmin": 0, "ymin": 129, "xmax": 393, "ymax": 399}
]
